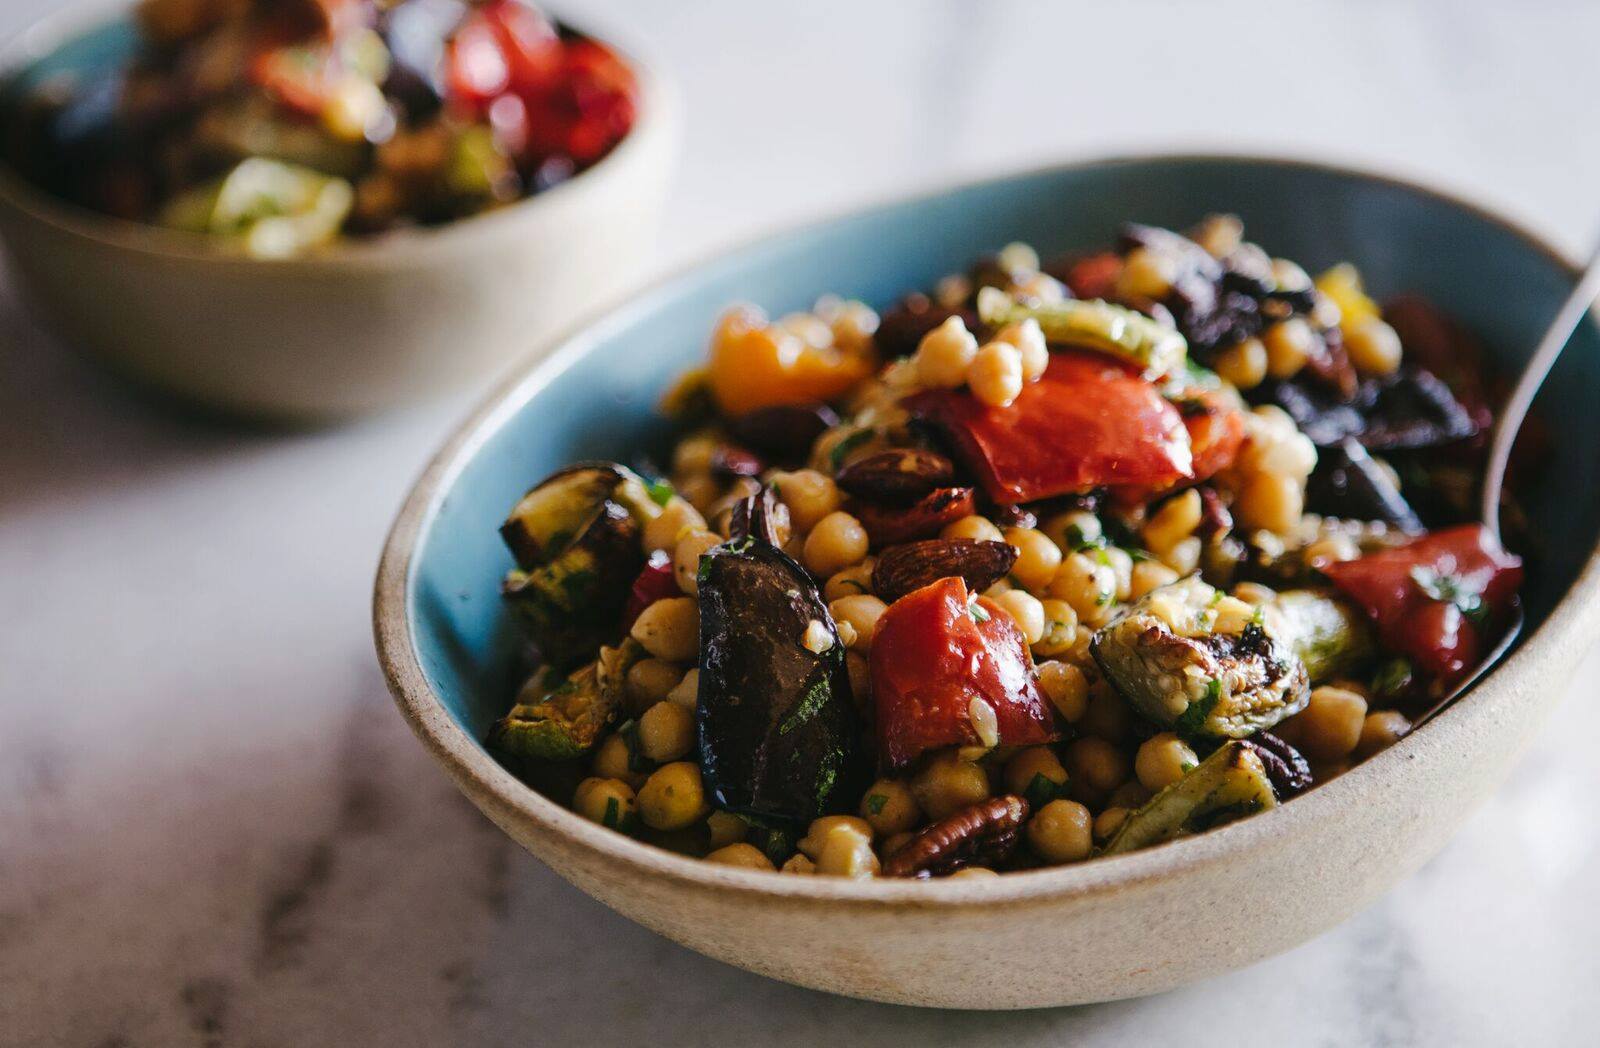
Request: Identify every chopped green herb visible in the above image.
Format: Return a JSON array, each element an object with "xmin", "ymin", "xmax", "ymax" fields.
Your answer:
[
  {"xmin": 1410, "ymin": 565, "xmax": 1489, "ymax": 625},
  {"xmin": 645, "ymin": 478, "xmax": 675, "ymax": 507},
  {"xmin": 602, "ymin": 796, "xmax": 622, "ymax": 829},
  {"xmin": 1066, "ymin": 523, "xmax": 1107, "ymax": 552},
  {"xmin": 1024, "ymin": 772, "xmax": 1065, "ymax": 810},
  {"xmin": 865, "ymin": 793, "xmax": 888, "ymax": 815},
  {"xmin": 828, "ymin": 429, "xmax": 874, "ymax": 471},
  {"xmin": 1093, "ymin": 548, "xmax": 1113, "ymax": 567},
  {"xmin": 968, "ymin": 600, "xmax": 991, "ymax": 623},
  {"xmin": 778, "ymin": 678, "xmax": 832, "ymax": 736},
  {"xmin": 1372, "ymin": 657, "xmax": 1415, "ymax": 698},
  {"xmin": 1174, "ymin": 678, "xmax": 1224, "ymax": 738}
]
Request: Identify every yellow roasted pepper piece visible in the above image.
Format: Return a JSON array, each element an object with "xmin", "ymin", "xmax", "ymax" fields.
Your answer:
[{"xmin": 707, "ymin": 306, "xmax": 875, "ymax": 416}]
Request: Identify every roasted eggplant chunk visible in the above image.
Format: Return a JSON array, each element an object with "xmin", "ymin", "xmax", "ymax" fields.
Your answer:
[
  {"xmin": 488, "ymin": 641, "xmax": 642, "ymax": 762},
  {"xmin": 1258, "ymin": 367, "xmax": 1476, "ymax": 452},
  {"xmin": 1091, "ymin": 576, "xmax": 1372, "ymax": 738},
  {"xmin": 1304, "ymin": 438, "xmax": 1423, "ymax": 532},
  {"xmin": 500, "ymin": 463, "xmax": 659, "ymax": 670},
  {"xmin": 1102, "ymin": 740, "xmax": 1278, "ymax": 854},
  {"xmin": 696, "ymin": 515, "xmax": 870, "ymax": 825}
]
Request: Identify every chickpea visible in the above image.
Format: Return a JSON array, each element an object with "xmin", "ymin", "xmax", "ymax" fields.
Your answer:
[
  {"xmin": 676, "ymin": 474, "xmax": 722, "ymax": 515},
  {"xmin": 1214, "ymin": 337, "xmax": 1268, "ymax": 390},
  {"xmin": 1004, "ymin": 527, "xmax": 1063, "ymax": 593},
  {"xmin": 1355, "ymin": 709, "xmax": 1411, "ymax": 760},
  {"xmin": 706, "ymin": 843, "xmax": 774, "ymax": 870},
  {"xmin": 671, "ymin": 433, "xmax": 720, "ymax": 476},
  {"xmin": 573, "ymin": 777, "xmax": 637, "ymax": 830},
  {"xmin": 1143, "ymin": 489, "xmax": 1202, "ymax": 555},
  {"xmin": 644, "ymin": 496, "xmax": 708, "ymax": 552},
  {"xmin": 997, "ymin": 240, "xmax": 1041, "ymax": 274},
  {"xmin": 1080, "ymin": 684, "xmax": 1134, "ymax": 743},
  {"xmin": 1193, "ymin": 213, "xmax": 1243, "ymax": 258},
  {"xmin": 804, "ymin": 511, "xmax": 870, "ymax": 577},
  {"xmin": 912, "ymin": 753, "xmax": 991, "ymax": 820},
  {"xmin": 1032, "ymin": 599, "xmax": 1078, "ymax": 657},
  {"xmin": 1129, "ymin": 559, "xmax": 1181, "ymax": 599},
  {"xmin": 1049, "ymin": 552, "xmax": 1117, "ymax": 624},
  {"xmin": 780, "ymin": 853, "xmax": 817, "ymax": 874},
  {"xmin": 845, "ymin": 651, "xmax": 872, "ymax": 708},
  {"xmin": 815, "ymin": 825, "xmax": 880, "ymax": 878},
  {"xmin": 773, "ymin": 469, "xmax": 843, "ymax": 532},
  {"xmin": 969, "ymin": 341, "xmax": 1025, "ymax": 408},
  {"xmin": 666, "ymin": 667, "xmax": 699, "ymax": 708},
  {"xmin": 636, "ymin": 761, "xmax": 708, "ymax": 831},
  {"xmin": 941, "ymin": 515, "xmax": 1004, "ymax": 543},
  {"xmin": 1041, "ymin": 509, "xmax": 1102, "ymax": 553},
  {"xmin": 914, "ymin": 315, "xmax": 980, "ymax": 388},
  {"xmin": 1161, "ymin": 535, "xmax": 1202, "ymax": 577},
  {"xmin": 1003, "ymin": 746, "xmax": 1068, "ymax": 798},
  {"xmin": 1271, "ymin": 257, "xmax": 1313, "ymax": 292},
  {"xmin": 706, "ymin": 810, "xmax": 749, "ymax": 850},
  {"xmin": 638, "ymin": 701, "xmax": 695, "ymax": 763},
  {"xmin": 1116, "ymin": 246, "xmax": 1176, "ymax": 300},
  {"xmin": 949, "ymin": 866, "xmax": 999, "ymax": 879},
  {"xmin": 879, "ymin": 831, "xmax": 914, "ymax": 859},
  {"xmin": 625, "ymin": 658, "xmax": 685, "ymax": 715},
  {"xmin": 860, "ymin": 779, "xmax": 921, "ymax": 836},
  {"xmin": 1264, "ymin": 318, "xmax": 1317, "ymax": 379},
  {"xmin": 797, "ymin": 815, "xmax": 874, "ymax": 860},
  {"xmin": 630, "ymin": 596, "xmax": 699, "ymax": 662},
  {"xmin": 1027, "ymin": 799, "xmax": 1094, "ymax": 864},
  {"xmin": 1093, "ymin": 806, "xmax": 1129, "ymax": 842},
  {"xmin": 1211, "ymin": 595, "xmax": 1257, "ymax": 635},
  {"xmin": 1233, "ymin": 472, "xmax": 1304, "ymax": 536},
  {"xmin": 591, "ymin": 732, "xmax": 648, "ymax": 789},
  {"xmin": 1108, "ymin": 780, "xmax": 1153, "ymax": 810},
  {"xmin": 823, "ymin": 560, "xmax": 876, "ymax": 602},
  {"xmin": 673, "ymin": 528, "xmax": 722, "ymax": 595},
  {"xmin": 1346, "ymin": 317, "xmax": 1403, "ymax": 375},
  {"xmin": 1103, "ymin": 547, "xmax": 1134, "ymax": 602},
  {"xmin": 1293, "ymin": 686, "xmax": 1369, "ymax": 761},
  {"xmin": 1134, "ymin": 733, "xmax": 1199, "ymax": 792},
  {"xmin": 829, "ymin": 594, "xmax": 888, "ymax": 651},
  {"xmin": 1037, "ymin": 660, "xmax": 1090, "ymax": 723},
  {"xmin": 1064, "ymin": 737, "xmax": 1130, "ymax": 803},
  {"xmin": 996, "ymin": 318, "xmax": 1048, "ymax": 381},
  {"xmin": 827, "ymin": 299, "xmax": 880, "ymax": 353},
  {"xmin": 993, "ymin": 589, "xmax": 1046, "ymax": 645}
]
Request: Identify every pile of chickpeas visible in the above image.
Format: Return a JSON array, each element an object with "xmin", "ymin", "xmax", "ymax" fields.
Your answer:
[{"xmin": 556, "ymin": 237, "xmax": 1419, "ymax": 876}]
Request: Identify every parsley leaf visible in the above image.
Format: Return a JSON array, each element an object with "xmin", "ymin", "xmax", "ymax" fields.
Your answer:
[
  {"xmin": 645, "ymin": 478, "xmax": 675, "ymax": 507},
  {"xmin": 1024, "ymin": 772, "xmax": 1066, "ymax": 811},
  {"xmin": 865, "ymin": 793, "xmax": 888, "ymax": 815},
  {"xmin": 1174, "ymin": 678, "xmax": 1223, "ymax": 738},
  {"xmin": 1410, "ymin": 565, "xmax": 1489, "ymax": 625}
]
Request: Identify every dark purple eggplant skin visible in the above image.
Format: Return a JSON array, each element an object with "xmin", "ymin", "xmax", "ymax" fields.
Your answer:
[
  {"xmin": 726, "ymin": 403, "xmax": 840, "ymax": 465},
  {"xmin": 1258, "ymin": 367, "xmax": 1477, "ymax": 451},
  {"xmin": 695, "ymin": 538, "xmax": 869, "ymax": 826},
  {"xmin": 1305, "ymin": 438, "xmax": 1424, "ymax": 532}
]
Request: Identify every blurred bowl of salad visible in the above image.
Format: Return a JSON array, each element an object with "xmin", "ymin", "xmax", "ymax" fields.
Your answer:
[{"xmin": 0, "ymin": 0, "xmax": 678, "ymax": 419}]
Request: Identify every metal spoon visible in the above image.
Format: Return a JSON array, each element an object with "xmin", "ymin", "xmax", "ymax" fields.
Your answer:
[{"xmin": 1410, "ymin": 237, "xmax": 1600, "ymax": 728}]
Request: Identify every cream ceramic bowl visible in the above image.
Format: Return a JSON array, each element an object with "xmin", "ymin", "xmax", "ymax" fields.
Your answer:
[
  {"xmin": 0, "ymin": 3, "xmax": 677, "ymax": 420},
  {"xmin": 374, "ymin": 155, "xmax": 1600, "ymax": 1009}
]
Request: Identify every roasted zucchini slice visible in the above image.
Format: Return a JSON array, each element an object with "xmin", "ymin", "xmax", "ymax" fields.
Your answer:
[
  {"xmin": 1091, "ymin": 576, "xmax": 1374, "ymax": 738},
  {"xmin": 499, "ymin": 462, "xmax": 660, "ymax": 670},
  {"xmin": 1101, "ymin": 740, "xmax": 1278, "ymax": 855},
  {"xmin": 976, "ymin": 287, "xmax": 1188, "ymax": 379},
  {"xmin": 488, "ymin": 641, "xmax": 642, "ymax": 762}
]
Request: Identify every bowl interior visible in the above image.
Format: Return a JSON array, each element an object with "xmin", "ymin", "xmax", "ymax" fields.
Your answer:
[{"xmin": 405, "ymin": 156, "xmax": 1600, "ymax": 746}]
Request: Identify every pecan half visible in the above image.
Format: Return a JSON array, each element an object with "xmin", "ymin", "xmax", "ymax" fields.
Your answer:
[
  {"xmin": 727, "ymin": 403, "xmax": 840, "ymax": 465},
  {"xmin": 1242, "ymin": 732, "xmax": 1313, "ymax": 798},
  {"xmin": 836, "ymin": 449, "xmax": 957, "ymax": 505},
  {"xmin": 872, "ymin": 539, "xmax": 1018, "ymax": 602},
  {"xmin": 852, "ymin": 487, "xmax": 976, "ymax": 549},
  {"xmin": 883, "ymin": 795, "xmax": 1030, "ymax": 877}
]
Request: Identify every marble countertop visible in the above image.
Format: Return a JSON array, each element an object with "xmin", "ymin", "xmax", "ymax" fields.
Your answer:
[{"xmin": 4, "ymin": 2, "xmax": 1599, "ymax": 1045}]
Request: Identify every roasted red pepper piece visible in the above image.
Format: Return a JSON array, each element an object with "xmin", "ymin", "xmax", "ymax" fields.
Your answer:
[
  {"xmin": 1062, "ymin": 251, "xmax": 1121, "ymax": 300},
  {"xmin": 851, "ymin": 487, "xmax": 977, "ymax": 549},
  {"xmin": 620, "ymin": 549, "xmax": 679, "ymax": 633},
  {"xmin": 445, "ymin": 0, "xmax": 561, "ymax": 113},
  {"xmin": 1322, "ymin": 524, "xmax": 1522, "ymax": 684},
  {"xmin": 870, "ymin": 577, "xmax": 1058, "ymax": 770},
  {"xmin": 907, "ymin": 351, "xmax": 1193, "ymax": 504},
  {"xmin": 1179, "ymin": 391, "xmax": 1246, "ymax": 484}
]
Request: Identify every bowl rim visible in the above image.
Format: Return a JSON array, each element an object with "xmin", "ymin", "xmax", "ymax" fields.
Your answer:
[
  {"xmin": 373, "ymin": 149, "xmax": 1600, "ymax": 907},
  {"xmin": 0, "ymin": 0, "xmax": 679, "ymax": 269}
]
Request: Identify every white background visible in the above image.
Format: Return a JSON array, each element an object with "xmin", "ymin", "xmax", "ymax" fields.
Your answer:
[{"xmin": 3, "ymin": 2, "xmax": 1599, "ymax": 1045}]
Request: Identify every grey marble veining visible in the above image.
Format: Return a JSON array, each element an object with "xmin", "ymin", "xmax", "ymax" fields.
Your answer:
[{"xmin": 4, "ymin": 2, "xmax": 1599, "ymax": 1045}]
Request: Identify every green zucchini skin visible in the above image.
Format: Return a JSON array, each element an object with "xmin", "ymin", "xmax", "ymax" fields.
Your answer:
[
  {"xmin": 977, "ymin": 288, "xmax": 1188, "ymax": 379},
  {"xmin": 488, "ymin": 642, "xmax": 640, "ymax": 762},
  {"xmin": 1102, "ymin": 740, "xmax": 1278, "ymax": 855}
]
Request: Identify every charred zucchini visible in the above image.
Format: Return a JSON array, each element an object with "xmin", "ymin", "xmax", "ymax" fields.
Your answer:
[
  {"xmin": 488, "ymin": 641, "xmax": 642, "ymax": 762},
  {"xmin": 1101, "ymin": 740, "xmax": 1278, "ymax": 855},
  {"xmin": 499, "ymin": 463, "xmax": 660, "ymax": 670},
  {"xmin": 696, "ymin": 493, "xmax": 870, "ymax": 825},
  {"xmin": 976, "ymin": 286, "xmax": 1188, "ymax": 379},
  {"xmin": 1091, "ymin": 576, "xmax": 1373, "ymax": 738}
]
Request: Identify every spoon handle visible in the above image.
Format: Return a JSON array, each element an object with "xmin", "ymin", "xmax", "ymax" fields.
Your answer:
[{"xmin": 1481, "ymin": 238, "xmax": 1600, "ymax": 538}]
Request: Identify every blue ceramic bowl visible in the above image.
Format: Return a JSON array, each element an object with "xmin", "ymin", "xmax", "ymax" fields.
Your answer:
[{"xmin": 375, "ymin": 155, "xmax": 1600, "ymax": 1008}]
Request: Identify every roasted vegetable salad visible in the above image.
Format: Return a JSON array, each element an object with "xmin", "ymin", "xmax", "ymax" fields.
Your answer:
[
  {"xmin": 486, "ymin": 216, "xmax": 1525, "ymax": 877},
  {"xmin": 1, "ymin": 0, "xmax": 638, "ymax": 257}
]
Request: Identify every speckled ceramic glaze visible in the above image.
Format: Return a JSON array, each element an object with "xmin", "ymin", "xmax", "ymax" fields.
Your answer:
[
  {"xmin": 0, "ymin": 3, "xmax": 678, "ymax": 420},
  {"xmin": 374, "ymin": 155, "xmax": 1600, "ymax": 1009}
]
